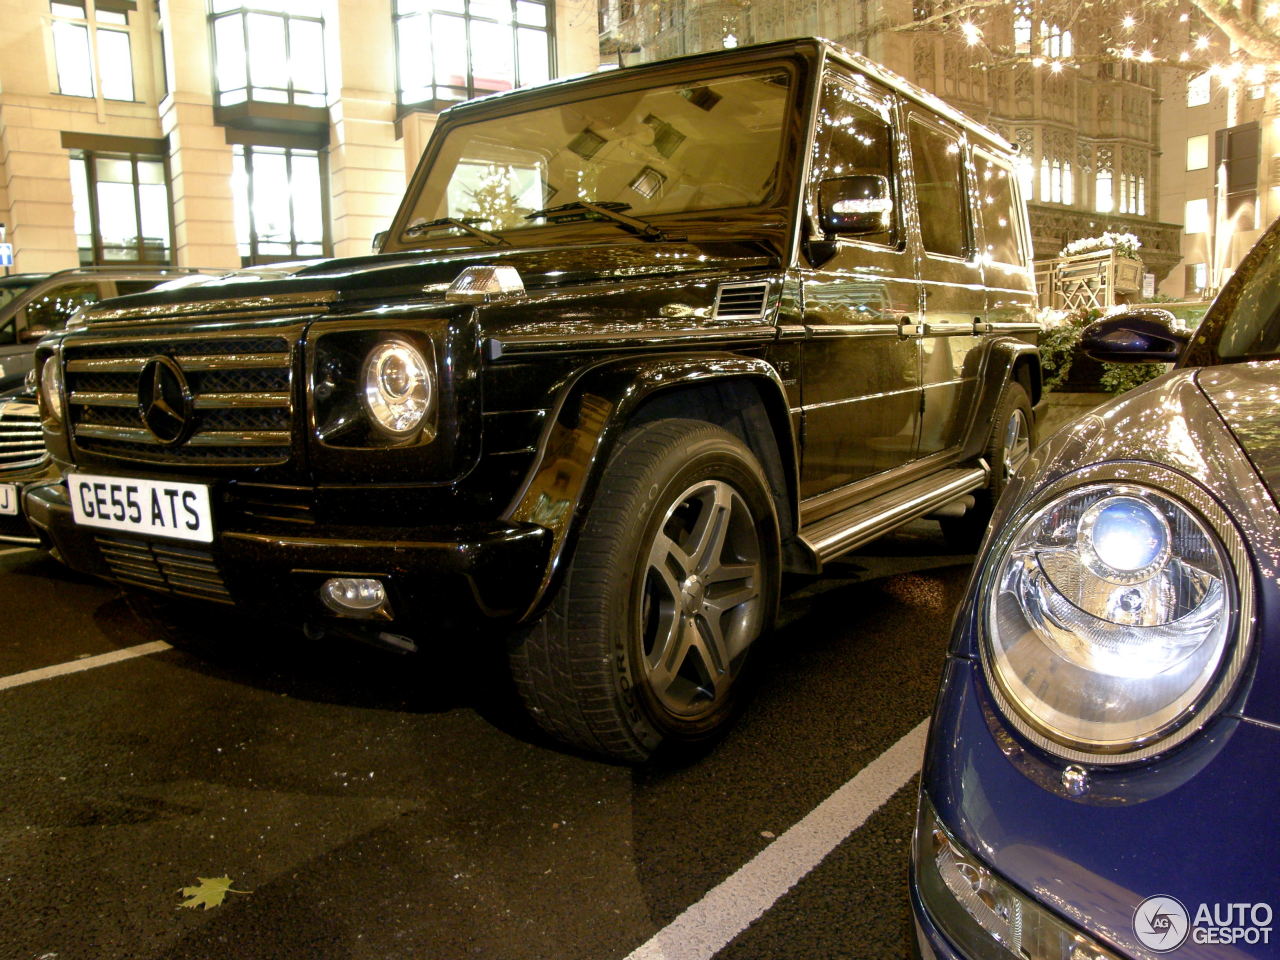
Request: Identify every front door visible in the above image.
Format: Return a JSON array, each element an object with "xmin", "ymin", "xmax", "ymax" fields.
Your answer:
[{"xmin": 797, "ymin": 74, "xmax": 920, "ymax": 500}]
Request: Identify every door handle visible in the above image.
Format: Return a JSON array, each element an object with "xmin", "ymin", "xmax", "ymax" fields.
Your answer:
[{"xmin": 899, "ymin": 316, "xmax": 926, "ymax": 338}]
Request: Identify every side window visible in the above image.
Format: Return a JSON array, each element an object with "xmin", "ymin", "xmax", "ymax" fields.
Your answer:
[
  {"xmin": 974, "ymin": 152, "xmax": 1025, "ymax": 267},
  {"xmin": 813, "ymin": 76, "xmax": 898, "ymax": 247},
  {"xmin": 22, "ymin": 282, "xmax": 101, "ymax": 335},
  {"xmin": 908, "ymin": 118, "xmax": 969, "ymax": 259},
  {"xmin": 113, "ymin": 280, "xmax": 166, "ymax": 297}
]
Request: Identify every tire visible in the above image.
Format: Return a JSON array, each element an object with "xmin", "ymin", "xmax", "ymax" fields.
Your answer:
[
  {"xmin": 940, "ymin": 380, "xmax": 1033, "ymax": 552},
  {"xmin": 508, "ymin": 418, "xmax": 781, "ymax": 762}
]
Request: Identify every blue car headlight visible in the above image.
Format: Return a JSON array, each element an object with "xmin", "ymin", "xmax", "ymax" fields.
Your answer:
[{"xmin": 981, "ymin": 466, "xmax": 1253, "ymax": 763}]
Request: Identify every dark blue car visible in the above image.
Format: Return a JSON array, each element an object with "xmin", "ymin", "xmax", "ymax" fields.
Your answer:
[{"xmin": 912, "ymin": 214, "xmax": 1280, "ymax": 960}]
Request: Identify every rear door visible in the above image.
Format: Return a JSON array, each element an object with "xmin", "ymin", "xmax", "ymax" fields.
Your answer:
[
  {"xmin": 972, "ymin": 148, "xmax": 1036, "ymax": 332},
  {"xmin": 904, "ymin": 113, "xmax": 985, "ymax": 462},
  {"xmin": 797, "ymin": 72, "xmax": 920, "ymax": 500}
]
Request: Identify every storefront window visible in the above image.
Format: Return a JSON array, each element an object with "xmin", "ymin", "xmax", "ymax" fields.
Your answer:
[
  {"xmin": 210, "ymin": 0, "xmax": 326, "ymax": 108},
  {"xmin": 231, "ymin": 144, "xmax": 328, "ymax": 265},
  {"xmin": 69, "ymin": 150, "xmax": 172, "ymax": 264},
  {"xmin": 395, "ymin": 0, "xmax": 553, "ymax": 109}
]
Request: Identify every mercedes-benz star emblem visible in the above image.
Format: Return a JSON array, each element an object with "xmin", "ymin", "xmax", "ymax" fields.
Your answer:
[{"xmin": 138, "ymin": 356, "xmax": 196, "ymax": 445}]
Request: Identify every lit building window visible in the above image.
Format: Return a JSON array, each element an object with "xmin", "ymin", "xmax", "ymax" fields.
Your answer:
[
  {"xmin": 51, "ymin": 0, "xmax": 135, "ymax": 101},
  {"xmin": 1040, "ymin": 158, "xmax": 1072, "ymax": 204},
  {"xmin": 69, "ymin": 150, "xmax": 171, "ymax": 264},
  {"xmin": 395, "ymin": 0, "xmax": 553, "ymax": 109},
  {"xmin": 231, "ymin": 144, "xmax": 328, "ymax": 265},
  {"xmin": 1187, "ymin": 262, "xmax": 1207, "ymax": 292},
  {"xmin": 1013, "ymin": 2, "xmax": 1031, "ymax": 54},
  {"xmin": 1186, "ymin": 134, "xmax": 1209, "ymax": 170},
  {"xmin": 210, "ymin": 1, "xmax": 326, "ymax": 108},
  {"xmin": 1095, "ymin": 171, "xmax": 1113, "ymax": 213},
  {"xmin": 1040, "ymin": 21, "xmax": 1073, "ymax": 58},
  {"xmin": 1187, "ymin": 72, "xmax": 1211, "ymax": 107},
  {"xmin": 1185, "ymin": 197, "xmax": 1209, "ymax": 234}
]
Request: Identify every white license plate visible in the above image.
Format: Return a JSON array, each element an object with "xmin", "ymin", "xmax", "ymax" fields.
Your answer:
[
  {"xmin": 0, "ymin": 483, "xmax": 16, "ymax": 517},
  {"xmin": 67, "ymin": 473, "xmax": 213, "ymax": 543}
]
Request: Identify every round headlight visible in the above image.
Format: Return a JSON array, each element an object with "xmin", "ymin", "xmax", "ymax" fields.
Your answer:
[
  {"xmin": 39, "ymin": 357, "xmax": 65, "ymax": 424},
  {"xmin": 360, "ymin": 339, "xmax": 433, "ymax": 438},
  {"xmin": 982, "ymin": 476, "xmax": 1249, "ymax": 762}
]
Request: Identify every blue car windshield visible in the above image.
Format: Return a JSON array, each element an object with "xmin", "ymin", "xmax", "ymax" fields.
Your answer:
[
  {"xmin": 402, "ymin": 69, "xmax": 793, "ymax": 242},
  {"xmin": 1216, "ymin": 236, "xmax": 1280, "ymax": 360}
]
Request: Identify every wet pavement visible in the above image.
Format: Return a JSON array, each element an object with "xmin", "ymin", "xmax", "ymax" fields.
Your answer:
[{"xmin": 0, "ymin": 523, "xmax": 973, "ymax": 960}]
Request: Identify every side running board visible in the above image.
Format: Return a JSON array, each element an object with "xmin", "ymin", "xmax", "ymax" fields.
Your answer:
[{"xmin": 797, "ymin": 466, "xmax": 988, "ymax": 566}]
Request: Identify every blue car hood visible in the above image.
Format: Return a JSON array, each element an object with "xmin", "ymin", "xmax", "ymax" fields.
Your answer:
[{"xmin": 1198, "ymin": 361, "xmax": 1280, "ymax": 511}]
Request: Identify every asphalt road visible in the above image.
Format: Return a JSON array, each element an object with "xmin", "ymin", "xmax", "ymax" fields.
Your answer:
[{"xmin": 0, "ymin": 523, "xmax": 974, "ymax": 960}]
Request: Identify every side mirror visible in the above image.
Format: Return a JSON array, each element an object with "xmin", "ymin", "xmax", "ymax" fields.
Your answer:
[
  {"xmin": 819, "ymin": 175, "xmax": 893, "ymax": 237},
  {"xmin": 371, "ymin": 230, "xmax": 388, "ymax": 253},
  {"xmin": 1080, "ymin": 309, "xmax": 1190, "ymax": 363}
]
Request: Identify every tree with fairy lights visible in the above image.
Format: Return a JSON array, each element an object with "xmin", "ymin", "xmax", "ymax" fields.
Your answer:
[{"xmin": 893, "ymin": 0, "xmax": 1279, "ymax": 85}]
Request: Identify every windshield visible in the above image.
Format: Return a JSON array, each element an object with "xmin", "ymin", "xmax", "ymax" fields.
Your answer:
[
  {"xmin": 1184, "ymin": 221, "xmax": 1280, "ymax": 366},
  {"xmin": 1216, "ymin": 233, "xmax": 1280, "ymax": 361},
  {"xmin": 403, "ymin": 68, "xmax": 794, "ymax": 240}
]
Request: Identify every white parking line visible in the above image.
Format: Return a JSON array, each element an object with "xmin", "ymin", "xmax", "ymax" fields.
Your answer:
[
  {"xmin": 0, "ymin": 641, "xmax": 173, "ymax": 692},
  {"xmin": 625, "ymin": 717, "xmax": 930, "ymax": 960}
]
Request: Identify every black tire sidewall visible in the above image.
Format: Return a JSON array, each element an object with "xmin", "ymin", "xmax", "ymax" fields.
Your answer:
[
  {"xmin": 593, "ymin": 426, "xmax": 780, "ymax": 753},
  {"xmin": 987, "ymin": 381, "xmax": 1033, "ymax": 501}
]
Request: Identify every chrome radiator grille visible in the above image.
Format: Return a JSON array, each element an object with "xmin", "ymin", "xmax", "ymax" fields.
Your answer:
[
  {"xmin": 95, "ymin": 535, "xmax": 233, "ymax": 604},
  {"xmin": 0, "ymin": 400, "xmax": 47, "ymax": 471},
  {"xmin": 64, "ymin": 334, "xmax": 294, "ymax": 465}
]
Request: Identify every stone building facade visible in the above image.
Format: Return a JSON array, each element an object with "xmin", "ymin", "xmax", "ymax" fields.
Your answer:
[{"xmin": 0, "ymin": 0, "xmax": 598, "ymax": 273}]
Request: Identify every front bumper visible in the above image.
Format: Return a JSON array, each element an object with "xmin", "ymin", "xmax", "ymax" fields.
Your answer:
[
  {"xmin": 0, "ymin": 461, "xmax": 58, "ymax": 546},
  {"xmin": 25, "ymin": 480, "xmax": 554, "ymax": 637}
]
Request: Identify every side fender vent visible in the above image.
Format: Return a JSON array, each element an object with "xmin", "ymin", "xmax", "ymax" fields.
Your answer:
[{"xmin": 713, "ymin": 281, "xmax": 770, "ymax": 320}]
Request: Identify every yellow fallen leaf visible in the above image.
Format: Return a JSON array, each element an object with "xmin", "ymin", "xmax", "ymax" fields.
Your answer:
[{"xmin": 177, "ymin": 875, "xmax": 250, "ymax": 910}]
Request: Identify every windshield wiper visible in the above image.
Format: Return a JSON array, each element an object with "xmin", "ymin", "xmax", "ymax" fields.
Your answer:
[
  {"xmin": 404, "ymin": 217, "xmax": 508, "ymax": 246},
  {"xmin": 523, "ymin": 200, "xmax": 676, "ymax": 242}
]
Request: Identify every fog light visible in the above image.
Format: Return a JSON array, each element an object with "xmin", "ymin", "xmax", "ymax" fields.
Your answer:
[
  {"xmin": 321, "ymin": 578, "xmax": 391, "ymax": 619},
  {"xmin": 914, "ymin": 797, "xmax": 1122, "ymax": 959}
]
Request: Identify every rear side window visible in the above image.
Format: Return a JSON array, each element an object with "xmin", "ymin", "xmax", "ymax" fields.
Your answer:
[
  {"xmin": 114, "ymin": 279, "xmax": 167, "ymax": 297},
  {"xmin": 974, "ymin": 152, "xmax": 1025, "ymax": 267},
  {"xmin": 908, "ymin": 118, "xmax": 969, "ymax": 259}
]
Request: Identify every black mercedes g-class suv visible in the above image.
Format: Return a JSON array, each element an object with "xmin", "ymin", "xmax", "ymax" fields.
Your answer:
[{"xmin": 28, "ymin": 39, "xmax": 1040, "ymax": 761}]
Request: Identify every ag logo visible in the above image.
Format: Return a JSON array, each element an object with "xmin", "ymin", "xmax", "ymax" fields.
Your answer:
[{"xmin": 1134, "ymin": 895, "xmax": 1190, "ymax": 952}]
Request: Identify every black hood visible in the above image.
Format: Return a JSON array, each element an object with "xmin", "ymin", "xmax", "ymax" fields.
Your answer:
[{"xmin": 81, "ymin": 240, "xmax": 779, "ymax": 323}]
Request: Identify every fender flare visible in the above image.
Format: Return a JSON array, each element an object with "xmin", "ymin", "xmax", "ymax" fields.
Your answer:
[
  {"xmin": 503, "ymin": 352, "xmax": 797, "ymax": 622},
  {"xmin": 958, "ymin": 338, "xmax": 1041, "ymax": 460}
]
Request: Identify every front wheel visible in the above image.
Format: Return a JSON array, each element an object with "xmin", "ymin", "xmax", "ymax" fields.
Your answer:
[{"xmin": 508, "ymin": 418, "xmax": 781, "ymax": 762}]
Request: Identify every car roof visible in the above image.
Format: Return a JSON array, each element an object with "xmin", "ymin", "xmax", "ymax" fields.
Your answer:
[{"xmin": 437, "ymin": 36, "xmax": 1015, "ymax": 155}]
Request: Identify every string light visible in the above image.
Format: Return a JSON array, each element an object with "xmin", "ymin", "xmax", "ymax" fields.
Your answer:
[{"xmin": 927, "ymin": 0, "xmax": 1280, "ymax": 84}]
